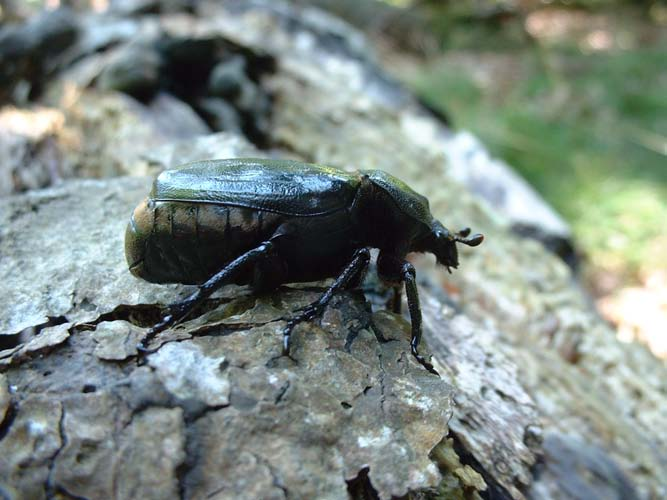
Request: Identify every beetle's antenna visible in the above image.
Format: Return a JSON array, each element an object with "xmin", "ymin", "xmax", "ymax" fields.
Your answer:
[{"xmin": 453, "ymin": 228, "xmax": 484, "ymax": 247}]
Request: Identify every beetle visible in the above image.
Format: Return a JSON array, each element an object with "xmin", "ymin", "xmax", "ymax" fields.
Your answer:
[{"xmin": 125, "ymin": 158, "xmax": 483, "ymax": 374}]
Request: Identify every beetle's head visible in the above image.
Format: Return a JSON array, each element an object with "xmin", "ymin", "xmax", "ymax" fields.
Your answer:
[{"xmin": 430, "ymin": 221, "xmax": 484, "ymax": 272}]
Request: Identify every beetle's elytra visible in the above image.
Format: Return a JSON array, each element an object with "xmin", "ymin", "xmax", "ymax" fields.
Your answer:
[{"xmin": 126, "ymin": 158, "xmax": 483, "ymax": 374}]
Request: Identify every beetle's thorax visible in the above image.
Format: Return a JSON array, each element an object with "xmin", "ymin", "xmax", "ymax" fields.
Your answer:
[{"xmin": 350, "ymin": 171, "xmax": 433, "ymax": 254}]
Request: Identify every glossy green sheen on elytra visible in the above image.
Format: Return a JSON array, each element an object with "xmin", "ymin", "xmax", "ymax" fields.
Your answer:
[{"xmin": 151, "ymin": 158, "xmax": 362, "ymax": 217}]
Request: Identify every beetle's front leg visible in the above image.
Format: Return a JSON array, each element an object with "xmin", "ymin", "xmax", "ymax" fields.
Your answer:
[
  {"xmin": 377, "ymin": 254, "xmax": 438, "ymax": 375},
  {"xmin": 282, "ymin": 248, "xmax": 371, "ymax": 356},
  {"xmin": 138, "ymin": 240, "xmax": 275, "ymax": 354},
  {"xmin": 401, "ymin": 262, "xmax": 439, "ymax": 376}
]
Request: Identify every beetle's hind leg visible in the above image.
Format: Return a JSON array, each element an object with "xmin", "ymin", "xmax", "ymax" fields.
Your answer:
[
  {"xmin": 137, "ymin": 240, "xmax": 276, "ymax": 354},
  {"xmin": 282, "ymin": 248, "xmax": 371, "ymax": 356}
]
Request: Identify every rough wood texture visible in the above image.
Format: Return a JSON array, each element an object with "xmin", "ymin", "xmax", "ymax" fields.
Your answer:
[
  {"xmin": 0, "ymin": 177, "xmax": 455, "ymax": 499},
  {"xmin": 1, "ymin": 1, "xmax": 666, "ymax": 499}
]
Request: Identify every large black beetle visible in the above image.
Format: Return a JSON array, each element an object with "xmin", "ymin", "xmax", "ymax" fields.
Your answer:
[{"xmin": 125, "ymin": 158, "xmax": 483, "ymax": 374}]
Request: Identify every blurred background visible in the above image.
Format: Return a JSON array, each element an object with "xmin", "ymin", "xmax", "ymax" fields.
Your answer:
[
  {"xmin": 2, "ymin": 0, "xmax": 666, "ymax": 358},
  {"xmin": 290, "ymin": 0, "xmax": 667, "ymax": 359}
]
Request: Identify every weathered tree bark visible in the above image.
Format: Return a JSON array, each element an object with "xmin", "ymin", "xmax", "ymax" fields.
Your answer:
[{"xmin": 1, "ymin": 2, "xmax": 666, "ymax": 499}]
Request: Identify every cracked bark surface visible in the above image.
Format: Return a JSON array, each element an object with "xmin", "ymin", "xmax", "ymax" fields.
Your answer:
[
  {"xmin": 1, "ymin": 1, "xmax": 666, "ymax": 499},
  {"xmin": 0, "ymin": 179, "xmax": 453, "ymax": 499}
]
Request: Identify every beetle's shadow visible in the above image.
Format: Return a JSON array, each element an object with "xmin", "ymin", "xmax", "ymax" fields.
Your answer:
[
  {"xmin": 280, "ymin": 263, "xmax": 403, "ymax": 351},
  {"xmin": 264, "ymin": 283, "xmax": 384, "ymax": 369}
]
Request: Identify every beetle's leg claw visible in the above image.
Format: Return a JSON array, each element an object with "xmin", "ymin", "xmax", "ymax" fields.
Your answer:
[
  {"xmin": 134, "ymin": 314, "xmax": 175, "ymax": 358},
  {"xmin": 136, "ymin": 343, "xmax": 158, "ymax": 355},
  {"xmin": 410, "ymin": 342, "xmax": 439, "ymax": 376},
  {"xmin": 282, "ymin": 328, "xmax": 292, "ymax": 356},
  {"xmin": 281, "ymin": 304, "xmax": 321, "ymax": 356},
  {"xmin": 280, "ymin": 322, "xmax": 302, "ymax": 365}
]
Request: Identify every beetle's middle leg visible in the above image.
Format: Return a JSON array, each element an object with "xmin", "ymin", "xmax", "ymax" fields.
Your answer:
[
  {"xmin": 390, "ymin": 286, "xmax": 402, "ymax": 314},
  {"xmin": 138, "ymin": 240, "xmax": 276, "ymax": 353},
  {"xmin": 282, "ymin": 248, "xmax": 371, "ymax": 355}
]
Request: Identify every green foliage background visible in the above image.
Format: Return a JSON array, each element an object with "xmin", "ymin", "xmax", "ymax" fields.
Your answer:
[{"xmin": 407, "ymin": 1, "xmax": 667, "ymax": 287}]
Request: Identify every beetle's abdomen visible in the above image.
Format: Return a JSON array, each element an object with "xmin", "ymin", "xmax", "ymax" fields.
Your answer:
[
  {"xmin": 125, "ymin": 198, "xmax": 282, "ymax": 285},
  {"xmin": 125, "ymin": 198, "xmax": 154, "ymax": 280}
]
